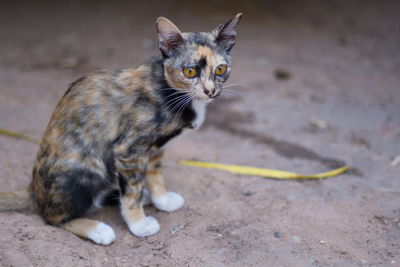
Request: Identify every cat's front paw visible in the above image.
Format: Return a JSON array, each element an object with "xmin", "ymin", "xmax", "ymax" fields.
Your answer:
[
  {"xmin": 152, "ymin": 192, "xmax": 184, "ymax": 212},
  {"xmin": 129, "ymin": 216, "xmax": 160, "ymax": 237}
]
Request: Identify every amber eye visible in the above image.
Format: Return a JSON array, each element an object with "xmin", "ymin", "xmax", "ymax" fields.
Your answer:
[
  {"xmin": 215, "ymin": 64, "xmax": 227, "ymax": 76},
  {"xmin": 183, "ymin": 67, "xmax": 197, "ymax": 78}
]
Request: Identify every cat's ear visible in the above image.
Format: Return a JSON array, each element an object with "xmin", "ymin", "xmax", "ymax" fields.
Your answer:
[
  {"xmin": 156, "ymin": 17, "xmax": 183, "ymax": 58},
  {"xmin": 213, "ymin": 13, "xmax": 242, "ymax": 52}
]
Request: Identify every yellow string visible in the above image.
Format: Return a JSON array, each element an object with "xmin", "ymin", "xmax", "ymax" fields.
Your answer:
[
  {"xmin": 180, "ymin": 160, "xmax": 349, "ymax": 180},
  {"xmin": 0, "ymin": 128, "xmax": 41, "ymax": 144}
]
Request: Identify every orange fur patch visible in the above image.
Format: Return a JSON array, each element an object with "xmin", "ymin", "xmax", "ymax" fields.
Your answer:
[
  {"xmin": 61, "ymin": 218, "xmax": 100, "ymax": 238},
  {"xmin": 121, "ymin": 182, "xmax": 146, "ymax": 224},
  {"xmin": 146, "ymin": 172, "xmax": 166, "ymax": 198}
]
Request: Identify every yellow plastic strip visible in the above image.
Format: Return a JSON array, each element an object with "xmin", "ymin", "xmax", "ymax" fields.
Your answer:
[
  {"xmin": 180, "ymin": 160, "xmax": 349, "ymax": 180},
  {"xmin": 0, "ymin": 128, "xmax": 41, "ymax": 144}
]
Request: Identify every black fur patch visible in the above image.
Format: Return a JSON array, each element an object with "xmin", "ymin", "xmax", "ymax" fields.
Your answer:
[
  {"xmin": 64, "ymin": 76, "xmax": 85, "ymax": 97},
  {"xmin": 198, "ymin": 56, "xmax": 207, "ymax": 70},
  {"xmin": 154, "ymin": 128, "xmax": 182, "ymax": 147},
  {"xmin": 60, "ymin": 169, "xmax": 108, "ymax": 220}
]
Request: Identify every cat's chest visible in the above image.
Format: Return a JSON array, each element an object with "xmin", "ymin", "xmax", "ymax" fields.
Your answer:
[
  {"xmin": 190, "ymin": 100, "xmax": 207, "ymax": 130},
  {"xmin": 154, "ymin": 100, "xmax": 207, "ymax": 148}
]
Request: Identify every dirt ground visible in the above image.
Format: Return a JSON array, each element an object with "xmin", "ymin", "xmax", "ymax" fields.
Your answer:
[{"xmin": 0, "ymin": 0, "xmax": 399, "ymax": 266}]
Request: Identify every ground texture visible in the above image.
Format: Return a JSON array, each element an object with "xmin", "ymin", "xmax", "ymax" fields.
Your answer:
[{"xmin": 0, "ymin": 1, "xmax": 399, "ymax": 266}]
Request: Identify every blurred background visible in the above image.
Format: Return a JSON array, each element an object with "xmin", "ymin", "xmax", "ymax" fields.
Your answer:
[{"xmin": 0, "ymin": 0, "xmax": 399, "ymax": 266}]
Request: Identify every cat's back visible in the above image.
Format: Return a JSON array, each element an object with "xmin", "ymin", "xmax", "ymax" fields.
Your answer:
[
  {"xmin": 63, "ymin": 67, "xmax": 145, "ymax": 102},
  {"xmin": 34, "ymin": 67, "xmax": 153, "ymax": 171},
  {"xmin": 48, "ymin": 66, "xmax": 150, "ymax": 131}
]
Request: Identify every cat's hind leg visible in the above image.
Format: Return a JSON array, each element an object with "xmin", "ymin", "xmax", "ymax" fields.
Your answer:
[
  {"xmin": 61, "ymin": 218, "xmax": 116, "ymax": 245},
  {"xmin": 34, "ymin": 168, "xmax": 118, "ymax": 245},
  {"xmin": 146, "ymin": 150, "xmax": 184, "ymax": 212}
]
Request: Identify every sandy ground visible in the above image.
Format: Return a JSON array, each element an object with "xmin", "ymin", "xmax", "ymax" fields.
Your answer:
[{"xmin": 0, "ymin": 0, "xmax": 399, "ymax": 266}]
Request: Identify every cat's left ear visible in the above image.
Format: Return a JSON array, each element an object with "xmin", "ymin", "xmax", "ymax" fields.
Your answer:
[
  {"xmin": 156, "ymin": 17, "xmax": 184, "ymax": 58},
  {"xmin": 213, "ymin": 13, "xmax": 242, "ymax": 52}
]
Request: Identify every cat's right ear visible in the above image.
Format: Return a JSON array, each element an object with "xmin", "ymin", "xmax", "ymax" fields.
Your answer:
[{"xmin": 156, "ymin": 17, "xmax": 183, "ymax": 58}]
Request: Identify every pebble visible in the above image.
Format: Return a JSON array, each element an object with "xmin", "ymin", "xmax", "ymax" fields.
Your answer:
[
  {"xmin": 320, "ymin": 240, "xmax": 326, "ymax": 244},
  {"xmin": 242, "ymin": 190, "xmax": 253, "ymax": 196},
  {"xmin": 360, "ymin": 259, "xmax": 367, "ymax": 264},
  {"xmin": 275, "ymin": 69, "xmax": 292, "ymax": 81},
  {"xmin": 391, "ymin": 260, "xmax": 396, "ymax": 264},
  {"xmin": 292, "ymin": 235, "xmax": 301, "ymax": 243},
  {"xmin": 273, "ymin": 231, "xmax": 282, "ymax": 238}
]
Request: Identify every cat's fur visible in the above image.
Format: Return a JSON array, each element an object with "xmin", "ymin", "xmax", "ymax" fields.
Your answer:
[{"xmin": 0, "ymin": 13, "xmax": 241, "ymax": 245}]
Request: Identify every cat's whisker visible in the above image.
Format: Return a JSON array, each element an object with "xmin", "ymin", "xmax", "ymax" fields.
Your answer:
[
  {"xmin": 219, "ymin": 92, "xmax": 234, "ymax": 100},
  {"xmin": 179, "ymin": 95, "xmax": 193, "ymax": 113},
  {"xmin": 223, "ymin": 89, "xmax": 243, "ymax": 96},
  {"xmin": 177, "ymin": 96, "xmax": 194, "ymax": 122},
  {"xmin": 163, "ymin": 91, "xmax": 189, "ymax": 102},
  {"xmin": 172, "ymin": 94, "xmax": 194, "ymax": 120},
  {"xmin": 219, "ymin": 93, "xmax": 231, "ymax": 99},
  {"xmin": 164, "ymin": 93, "xmax": 191, "ymax": 108},
  {"xmin": 222, "ymin": 83, "xmax": 241, "ymax": 89},
  {"xmin": 170, "ymin": 94, "xmax": 192, "ymax": 114},
  {"xmin": 222, "ymin": 90, "xmax": 243, "ymax": 99},
  {"xmin": 158, "ymin": 87, "xmax": 191, "ymax": 93}
]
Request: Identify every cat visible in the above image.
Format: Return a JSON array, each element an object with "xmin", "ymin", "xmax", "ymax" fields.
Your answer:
[{"xmin": 0, "ymin": 13, "xmax": 242, "ymax": 245}]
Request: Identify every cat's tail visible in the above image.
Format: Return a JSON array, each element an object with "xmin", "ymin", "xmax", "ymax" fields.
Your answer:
[{"xmin": 0, "ymin": 184, "xmax": 34, "ymax": 211}]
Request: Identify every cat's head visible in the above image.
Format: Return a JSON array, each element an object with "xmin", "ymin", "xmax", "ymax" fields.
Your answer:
[{"xmin": 156, "ymin": 13, "xmax": 242, "ymax": 102}]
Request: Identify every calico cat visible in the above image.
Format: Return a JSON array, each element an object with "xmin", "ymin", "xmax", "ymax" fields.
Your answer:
[{"xmin": 0, "ymin": 13, "xmax": 242, "ymax": 245}]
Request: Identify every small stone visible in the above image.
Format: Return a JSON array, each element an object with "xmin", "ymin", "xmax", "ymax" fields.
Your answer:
[
  {"xmin": 242, "ymin": 190, "xmax": 253, "ymax": 196},
  {"xmin": 273, "ymin": 231, "xmax": 282, "ymax": 238},
  {"xmin": 320, "ymin": 240, "xmax": 326, "ymax": 244},
  {"xmin": 292, "ymin": 235, "xmax": 301, "ymax": 243},
  {"xmin": 391, "ymin": 260, "xmax": 396, "ymax": 264},
  {"xmin": 275, "ymin": 69, "xmax": 292, "ymax": 81},
  {"xmin": 360, "ymin": 259, "xmax": 367, "ymax": 264}
]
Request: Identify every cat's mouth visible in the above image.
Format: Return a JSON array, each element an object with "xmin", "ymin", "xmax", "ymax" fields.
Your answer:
[
  {"xmin": 210, "ymin": 91, "xmax": 221, "ymax": 99},
  {"xmin": 197, "ymin": 89, "xmax": 220, "ymax": 101},
  {"xmin": 195, "ymin": 93, "xmax": 217, "ymax": 103}
]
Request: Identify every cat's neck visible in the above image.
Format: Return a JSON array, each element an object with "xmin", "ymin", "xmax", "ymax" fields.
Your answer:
[{"xmin": 190, "ymin": 99, "xmax": 208, "ymax": 129}]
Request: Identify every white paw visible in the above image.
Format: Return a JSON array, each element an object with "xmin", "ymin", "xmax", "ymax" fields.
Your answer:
[
  {"xmin": 152, "ymin": 192, "xmax": 184, "ymax": 212},
  {"xmin": 87, "ymin": 222, "xmax": 116, "ymax": 245},
  {"xmin": 129, "ymin": 216, "xmax": 160, "ymax": 237},
  {"xmin": 141, "ymin": 188, "xmax": 151, "ymax": 206}
]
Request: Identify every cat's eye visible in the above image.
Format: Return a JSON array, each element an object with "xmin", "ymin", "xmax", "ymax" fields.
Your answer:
[
  {"xmin": 183, "ymin": 67, "xmax": 197, "ymax": 78},
  {"xmin": 215, "ymin": 64, "xmax": 227, "ymax": 76}
]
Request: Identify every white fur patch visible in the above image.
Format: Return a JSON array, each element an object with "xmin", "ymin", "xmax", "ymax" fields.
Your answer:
[
  {"xmin": 191, "ymin": 100, "xmax": 208, "ymax": 129},
  {"xmin": 87, "ymin": 222, "xmax": 116, "ymax": 245},
  {"xmin": 152, "ymin": 191, "xmax": 184, "ymax": 212},
  {"xmin": 129, "ymin": 216, "xmax": 160, "ymax": 237}
]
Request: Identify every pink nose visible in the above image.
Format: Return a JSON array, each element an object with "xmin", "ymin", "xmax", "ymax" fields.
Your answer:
[{"xmin": 204, "ymin": 88, "xmax": 217, "ymax": 98}]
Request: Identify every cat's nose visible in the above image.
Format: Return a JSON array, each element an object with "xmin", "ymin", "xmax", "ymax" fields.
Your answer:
[
  {"xmin": 204, "ymin": 88, "xmax": 217, "ymax": 98},
  {"xmin": 203, "ymin": 88, "xmax": 213, "ymax": 97}
]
